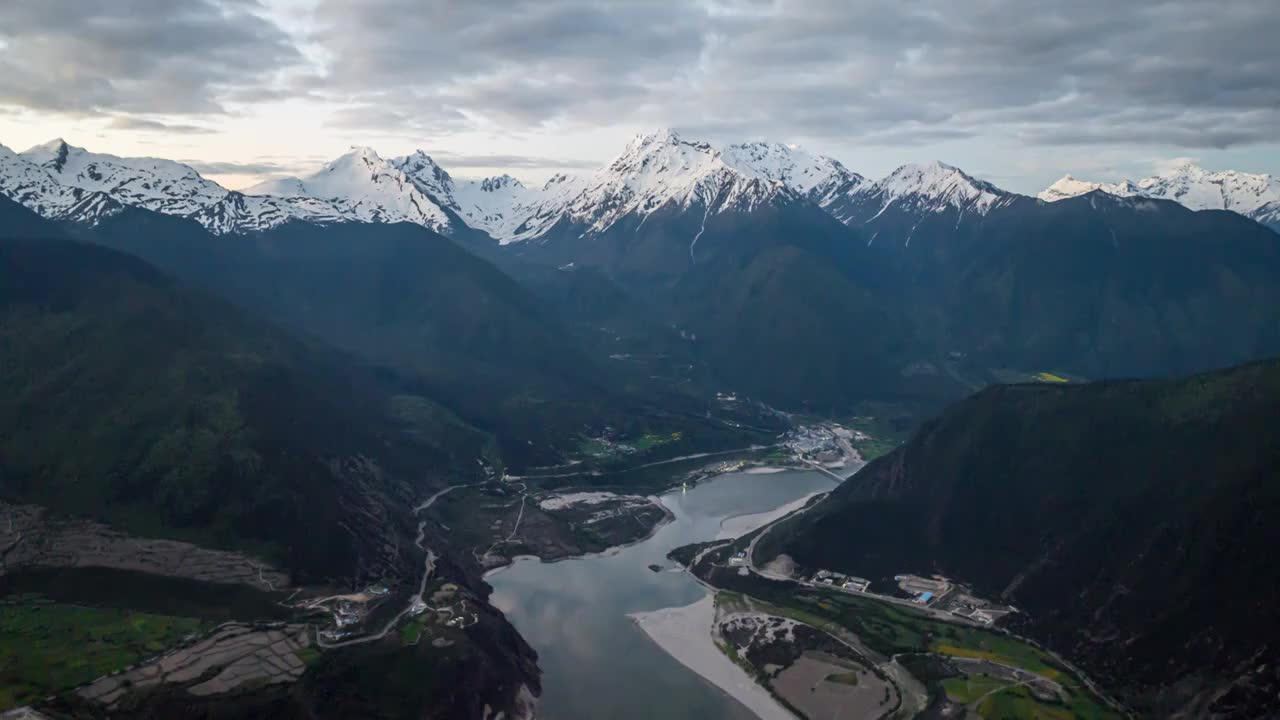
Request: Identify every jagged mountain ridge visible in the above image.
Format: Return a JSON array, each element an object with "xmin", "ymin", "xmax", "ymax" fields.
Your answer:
[
  {"xmin": 0, "ymin": 131, "xmax": 1035, "ymax": 243},
  {"xmin": 1039, "ymin": 161, "xmax": 1280, "ymax": 230},
  {"xmin": 0, "ymin": 143, "xmax": 124, "ymax": 224},
  {"xmin": 22, "ymin": 138, "xmax": 226, "ymax": 216},
  {"xmin": 5, "ymin": 132, "xmax": 1277, "ymax": 247}
]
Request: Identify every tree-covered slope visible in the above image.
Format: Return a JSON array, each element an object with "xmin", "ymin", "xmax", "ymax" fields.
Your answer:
[
  {"xmin": 674, "ymin": 243, "xmax": 954, "ymax": 408},
  {"xmin": 0, "ymin": 235, "xmax": 490, "ymax": 583},
  {"xmin": 0, "ymin": 192, "xmax": 68, "ymax": 240},
  {"xmin": 901, "ymin": 193, "xmax": 1280, "ymax": 379},
  {"xmin": 72, "ymin": 211, "xmax": 753, "ymax": 468},
  {"xmin": 763, "ymin": 359, "xmax": 1280, "ymax": 714}
]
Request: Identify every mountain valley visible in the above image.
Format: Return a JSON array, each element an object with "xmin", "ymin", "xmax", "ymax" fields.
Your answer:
[{"xmin": 1, "ymin": 129, "xmax": 1278, "ymax": 720}]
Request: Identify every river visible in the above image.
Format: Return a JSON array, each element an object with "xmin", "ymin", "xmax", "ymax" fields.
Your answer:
[{"xmin": 488, "ymin": 468, "xmax": 837, "ymax": 719}]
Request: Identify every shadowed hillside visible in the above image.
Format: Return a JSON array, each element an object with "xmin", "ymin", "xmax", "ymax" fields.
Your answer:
[{"xmin": 762, "ymin": 359, "xmax": 1280, "ymax": 715}]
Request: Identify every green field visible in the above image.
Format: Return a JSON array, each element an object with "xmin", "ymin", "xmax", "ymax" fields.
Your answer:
[
  {"xmin": 978, "ymin": 684, "xmax": 1078, "ymax": 719},
  {"xmin": 843, "ymin": 405, "xmax": 917, "ymax": 460},
  {"xmin": 942, "ymin": 675, "xmax": 1009, "ymax": 704},
  {"xmin": 400, "ymin": 616, "xmax": 428, "ymax": 645},
  {"xmin": 0, "ymin": 600, "xmax": 206, "ymax": 709},
  {"xmin": 698, "ymin": 564, "xmax": 1119, "ymax": 719}
]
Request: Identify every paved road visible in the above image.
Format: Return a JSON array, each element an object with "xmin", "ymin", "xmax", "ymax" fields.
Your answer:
[
  {"xmin": 317, "ymin": 548, "xmax": 437, "ymax": 649},
  {"xmin": 736, "ymin": 478, "xmax": 1127, "ymax": 716},
  {"xmin": 318, "ymin": 481, "xmax": 480, "ymax": 649},
  {"xmin": 511, "ymin": 444, "xmax": 779, "ymax": 481}
]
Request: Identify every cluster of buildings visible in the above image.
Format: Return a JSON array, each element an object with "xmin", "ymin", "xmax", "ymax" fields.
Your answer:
[
  {"xmin": 783, "ymin": 423, "xmax": 865, "ymax": 468},
  {"xmin": 797, "ymin": 568, "xmax": 1016, "ymax": 628},
  {"xmin": 310, "ymin": 583, "xmax": 391, "ymax": 642},
  {"xmin": 935, "ymin": 592, "xmax": 1016, "ymax": 626},
  {"xmin": 810, "ymin": 569, "xmax": 872, "ymax": 593},
  {"xmin": 895, "ymin": 574, "xmax": 952, "ymax": 605}
]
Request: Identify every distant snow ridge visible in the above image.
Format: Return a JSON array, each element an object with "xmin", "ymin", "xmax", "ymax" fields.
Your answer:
[
  {"xmin": 22, "ymin": 139, "xmax": 227, "ymax": 216},
  {"xmin": 0, "ymin": 143, "xmax": 125, "ymax": 225},
  {"xmin": 538, "ymin": 129, "xmax": 803, "ymax": 234},
  {"xmin": 1039, "ymin": 161, "xmax": 1280, "ymax": 228},
  {"xmin": 244, "ymin": 147, "xmax": 455, "ymax": 234},
  {"xmin": 487, "ymin": 129, "xmax": 873, "ymax": 244},
  {"xmin": 0, "ymin": 131, "xmax": 1017, "ymax": 240},
  {"xmin": 722, "ymin": 141, "xmax": 867, "ymax": 209},
  {"xmin": 12, "ymin": 131, "xmax": 1269, "ymax": 242},
  {"xmin": 389, "ymin": 150, "xmax": 543, "ymax": 241}
]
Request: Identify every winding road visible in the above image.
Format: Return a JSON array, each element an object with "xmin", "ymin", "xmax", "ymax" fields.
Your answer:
[{"xmin": 316, "ymin": 482, "xmax": 479, "ymax": 648}]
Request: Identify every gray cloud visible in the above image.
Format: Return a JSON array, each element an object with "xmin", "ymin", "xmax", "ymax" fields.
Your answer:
[
  {"xmin": 108, "ymin": 117, "xmax": 218, "ymax": 134},
  {"xmin": 304, "ymin": 0, "xmax": 1280, "ymax": 149},
  {"xmin": 425, "ymin": 151, "xmax": 599, "ymax": 170},
  {"xmin": 183, "ymin": 159, "xmax": 295, "ymax": 175},
  {"xmin": 2, "ymin": 0, "xmax": 1276, "ymax": 156},
  {"xmin": 0, "ymin": 0, "xmax": 302, "ymax": 116}
]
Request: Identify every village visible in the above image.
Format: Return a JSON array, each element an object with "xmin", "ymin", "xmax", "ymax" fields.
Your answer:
[
  {"xmin": 799, "ymin": 569, "xmax": 1016, "ymax": 626},
  {"xmin": 306, "ymin": 579, "xmax": 479, "ymax": 646}
]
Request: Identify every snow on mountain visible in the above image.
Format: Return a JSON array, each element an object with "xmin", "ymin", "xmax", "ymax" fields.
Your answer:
[
  {"xmin": 191, "ymin": 191, "xmax": 350, "ymax": 235},
  {"xmin": 244, "ymin": 176, "xmax": 310, "ymax": 198},
  {"xmin": 866, "ymin": 161, "xmax": 1015, "ymax": 215},
  {"xmin": 448, "ymin": 174, "xmax": 541, "ymax": 239},
  {"xmin": 2, "ymin": 133, "xmax": 1054, "ymax": 243},
  {"xmin": 385, "ymin": 150, "xmax": 541, "ymax": 239},
  {"xmin": 721, "ymin": 141, "xmax": 867, "ymax": 211},
  {"xmin": 1136, "ymin": 162, "xmax": 1279, "ymax": 215},
  {"xmin": 244, "ymin": 147, "xmax": 455, "ymax": 234},
  {"xmin": 389, "ymin": 150, "xmax": 455, "ymax": 203},
  {"xmin": 1038, "ymin": 162, "xmax": 1280, "ymax": 228},
  {"xmin": 21, "ymin": 139, "xmax": 227, "ymax": 216},
  {"xmin": 0, "ymin": 143, "xmax": 122, "ymax": 224},
  {"xmin": 1254, "ymin": 201, "xmax": 1280, "ymax": 230},
  {"xmin": 1038, "ymin": 175, "xmax": 1139, "ymax": 203},
  {"xmin": 482, "ymin": 129, "xmax": 815, "ymax": 244}
]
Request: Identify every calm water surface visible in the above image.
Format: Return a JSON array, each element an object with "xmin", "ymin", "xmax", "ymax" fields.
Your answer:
[{"xmin": 488, "ymin": 469, "xmax": 835, "ymax": 720}]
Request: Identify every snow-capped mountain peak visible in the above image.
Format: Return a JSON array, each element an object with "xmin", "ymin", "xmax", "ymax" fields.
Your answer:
[
  {"xmin": 248, "ymin": 146, "xmax": 455, "ymax": 233},
  {"xmin": 721, "ymin": 141, "xmax": 867, "ymax": 221},
  {"xmin": 389, "ymin": 150, "xmax": 456, "ymax": 206},
  {"xmin": 1037, "ymin": 162, "xmax": 1280, "ymax": 229},
  {"xmin": 20, "ymin": 138, "xmax": 228, "ymax": 216},
  {"xmin": 1037, "ymin": 174, "xmax": 1139, "ymax": 203},
  {"xmin": 549, "ymin": 130, "xmax": 796, "ymax": 233},
  {"xmin": 873, "ymin": 161, "xmax": 1012, "ymax": 214},
  {"xmin": 0, "ymin": 142, "xmax": 123, "ymax": 224},
  {"xmin": 480, "ymin": 174, "xmax": 523, "ymax": 192},
  {"xmin": 1139, "ymin": 162, "xmax": 1277, "ymax": 215},
  {"xmin": 23, "ymin": 138, "xmax": 73, "ymax": 170}
]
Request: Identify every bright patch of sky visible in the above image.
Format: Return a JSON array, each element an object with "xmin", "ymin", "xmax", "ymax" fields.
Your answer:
[{"xmin": 0, "ymin": 0, "xmax": 1276, "ymax": 192}]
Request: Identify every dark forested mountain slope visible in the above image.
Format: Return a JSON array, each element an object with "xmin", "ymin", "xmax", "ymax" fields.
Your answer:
[
  {"xmin": 0, "ymin": 192, "xmax": 61, "ymax": 239},
  {"xmin": 764, "ymin": 359, "xmax": 1280, "ymax": 715},
  {"xmin": 671, "ymin": 243, "xmax": 956, "ymax": 408},
  {"xmin": 0, "ymin": 235, "xmax": 490, "ymax": 582},
  {"xmin": 72, "ymin": 211, "xmax": 719, "ymax": 467},
  {"xmin": 0, "ymin": 234, "xmax": 543, "ymax": 718},
  {"xmin": 922, "ymin": 193, "xmax": 1280, "ymax": 380}
]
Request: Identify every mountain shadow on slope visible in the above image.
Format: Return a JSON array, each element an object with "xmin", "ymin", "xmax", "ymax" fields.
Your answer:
[
  {"xmin": 0, "ymin": 234, "xmax": 490, "ymax": 583},
  {"xmin": 513, "ymin": 192, "xmax": 964, "ymax": 410},
  {"xmin": 72, "ymin": 210, "xmax": 724, "ymax": 467},
  {"xmin": 761, "ymin": 358, "xmax": 1280, "ymax": 715},
  {"xmin": 849, "ymin": 191, "xmax": 1280, "ymax": 381}
]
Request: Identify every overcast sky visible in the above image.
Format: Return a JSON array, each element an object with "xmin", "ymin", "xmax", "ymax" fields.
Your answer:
[{"xmin": 1, "ymin": 0, "xmax": 1276, "ymax": 192}]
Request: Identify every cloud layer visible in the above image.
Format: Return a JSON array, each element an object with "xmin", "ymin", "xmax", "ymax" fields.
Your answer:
[
  {"xmin": 304, "ymin": 0, "xmax": 1280, "ymax": 149},
  {"xmin": 0, "ymin": 0, "xmax": 301, "ymax": 116},
  {"xmin": 2, "ymin": 0, "xmax": 1277, "ymax": 152}
]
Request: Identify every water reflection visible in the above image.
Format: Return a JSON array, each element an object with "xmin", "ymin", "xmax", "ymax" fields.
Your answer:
[{"xmin": 488, "ymin": 469, "xmax": 835, "ymax": 720}]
